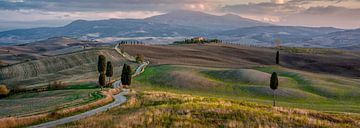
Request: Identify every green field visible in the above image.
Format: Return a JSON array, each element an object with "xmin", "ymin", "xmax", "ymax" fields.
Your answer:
[
  {"xmin": 0, "ymin": 83, "xmax": 102, "ymax": 117},
  {"xmin": 133, "ymin": 65, "xmax": 360, "ymax": 113}
]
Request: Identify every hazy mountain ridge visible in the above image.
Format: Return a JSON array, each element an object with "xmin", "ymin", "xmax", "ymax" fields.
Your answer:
[
  {"xmin": 0, "ymin": 10, "xmax": 358, "ymax": 49},
  {"xmin": 145, "ymin": 10, "xmax": 271, "ymax": 30},
  {"xmin": 304, "ymin": 29, "xmax": 360, "ymax": 49},
  {"xmin": 216, "ymin": 26, "xmax": 343, "ymax": 47}
]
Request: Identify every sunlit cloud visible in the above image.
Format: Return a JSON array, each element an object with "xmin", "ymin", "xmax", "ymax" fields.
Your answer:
[{"xmin": 271, "ymin": 0, "xmax": 286, "ymax": 4}]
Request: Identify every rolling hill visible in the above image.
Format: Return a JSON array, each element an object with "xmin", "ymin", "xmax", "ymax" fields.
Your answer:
[
  {"xmin": 0, "ymin": 46, "xmax": 135, "ymax": 89},
  {"xmin": 124, "ymin": 44, "xmax": 360, "ymax": 77},
  {"xmin": 0, "ymin": 37, "xmax": 100, "ymax": 64},
  {"xmin": 216, "ymin": 26, "xmax": 342, "ymax": 46},
  {"xmin": 305, "ymin": 28, "xmax": 360, "ymax": 50}
]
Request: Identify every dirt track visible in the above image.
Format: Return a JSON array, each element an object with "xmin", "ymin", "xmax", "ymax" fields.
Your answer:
[{"xmin": 125, "ymin": 44, "xmax": 360, "ymax": 77}]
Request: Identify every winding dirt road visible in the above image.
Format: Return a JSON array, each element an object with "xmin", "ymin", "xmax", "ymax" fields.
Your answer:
[
  {"xmin": 30, "ymin": 89, "xmax": 129, "ymax": 128},
  {"xmin": 30, "ymin": 44, "xmax": 149, "ymax": 128}
]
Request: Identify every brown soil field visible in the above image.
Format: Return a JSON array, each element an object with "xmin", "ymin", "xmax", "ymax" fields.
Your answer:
[
  {"xmin": 0, "ymin": 47, "xmax": 135, "ymax": 89},
  {"xmin": 124, "ymin": 44, "xmax": 360, "ymax": 78}
]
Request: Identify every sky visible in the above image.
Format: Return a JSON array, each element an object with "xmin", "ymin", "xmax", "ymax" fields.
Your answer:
[{"xmin": 0, "ymin": 0, "xmax": 359, "ymax": 31}]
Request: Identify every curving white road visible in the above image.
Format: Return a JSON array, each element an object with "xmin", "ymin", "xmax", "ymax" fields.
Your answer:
[
  {"xmin": 30, "ymin": 89, "xmax": 129, "ymax": 128},
  {"xmin": 30, "ymin": 44, "xmax": 149, "ymax": 128}
]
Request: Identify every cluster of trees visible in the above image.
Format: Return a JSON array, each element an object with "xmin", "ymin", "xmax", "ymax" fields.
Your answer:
[
  {"xmin": 97, "ymin": 55, "xmax": 113, "ymax": 89},
  {"xmin": 119, "ymin": 40, "xmax": 144, "ymax": 45},
  {"xmin": 173, "ymin": 38, "xmax": 222, "ymax": 44},
  {"xmin": 98, "ymin": 55, "xmax": 133, "ymax": 88}
]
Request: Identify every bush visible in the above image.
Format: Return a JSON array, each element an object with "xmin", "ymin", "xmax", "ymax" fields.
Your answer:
[
  {"xmin": 48, "ymin": 81, "xmax": 67, "ymax": 90},
  {"xmin": 135, "ymin": 54, "xmax": 144, "ymax": 64},
  {"xmin": 0, "ymin": 85, "xmax": 9, "ymax": 97}
]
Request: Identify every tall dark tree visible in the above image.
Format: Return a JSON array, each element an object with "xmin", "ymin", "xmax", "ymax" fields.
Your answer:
[
  {"xmin": 276, "ymin": 51, "xmax": 280, "ymax": 65},
  {"xmin": 121, "ymin": 64, "xmax": 132, "ymax": 86},
  {"xmin": 270, "ymin": 72, "xmax": 279, "ymax": 106},
  {"xmin": 99, "ymin": 73, "xmax": 106, "ymax": 89},
  {"xmin": 98, "ymin": 55, "xmax": 106, "ymax": 73},
  {"xmin": 106, "ymin": 61, "xmax": 113, "ymax": 86}
]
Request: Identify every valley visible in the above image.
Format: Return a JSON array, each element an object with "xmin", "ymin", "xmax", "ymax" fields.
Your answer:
[
  {"xmin": 0, "ymin": 7, "xmax": 359, "ymax": 128},
  {"xmin": 0, "ymin": 40, "xmax": 360, "ymax": 127}
]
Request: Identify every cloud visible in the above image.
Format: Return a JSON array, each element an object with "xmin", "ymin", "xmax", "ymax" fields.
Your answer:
[
  {"xmin": 0, "ymin": 0, "xmax": 359, "ymax": 29},
  {"xmin": 282, "ymin": 6, "xmax": 360, "ymax": 28},
  {"xmin": 222, "ymin": 0, "xmax": 360, "ymax": 28},
  {"xmin": 271, "ymin": 0, "xmax": 286, "ymax": 4},
  {"xmin": 0, "ymin": 0, "xmax": 213, "ymax": 12}
]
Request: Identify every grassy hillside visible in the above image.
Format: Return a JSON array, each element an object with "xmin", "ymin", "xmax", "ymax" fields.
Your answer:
[
  {"xmin": 61, "ymin": 91, "xmax": 360, "ymax": 127},
  {"xmin": 0, "ymin": 83, "xmax": 101, "ymax": 118},
  {"xmin": 133, "ymin": 65, "xmax": 360, "ymax": 113},
  {"xmin": 124, "ymin": 44, "xmax": 360, "ymax": 77},
  {"xmin": 0, "ymin": 37, "xmax": 99, "ymax": 64},
  {"xmin": 0, "ymin": 47, "xmax": 135, "ymax": 89}
]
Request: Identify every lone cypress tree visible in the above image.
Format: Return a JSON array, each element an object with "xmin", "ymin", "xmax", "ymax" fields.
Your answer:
[
  {"xmin": 276, "ymin": 51, "xmax": 280, "ymax": 65},
  {"xmin": 98, "ymin": 55, "xmax": 106, "ymax": 73},
  {"xmin": 106, "ymin": 61, "xmax": 113, "ymax": 86},
  {"xmin": 121, "ymin": 64, "xmax": 132, "ymax": 86},
  {"xmin": 99, "ymin": 73, "xmax": 106, "ymax": 89},
  {"xmin": 270, "ymin": 72, "xmax": 279, "ymax": 106}
]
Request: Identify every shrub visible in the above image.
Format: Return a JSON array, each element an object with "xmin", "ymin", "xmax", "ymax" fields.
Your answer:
[
  {"xmin": 48, "ymin": 81, "xmax": 67, "ymax": 90},
  {"xmin": 135, "ymin": 54, "xmax": 144, "ymax": 64},
  {"xmin": 0, "ymin": 85, "xmax": 9, "ymax": 97}
]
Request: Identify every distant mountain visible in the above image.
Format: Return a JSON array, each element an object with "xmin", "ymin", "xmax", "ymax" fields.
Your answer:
[
  {"xmin": 216, "ymin": 26, "xmax": 342, "ymax": 47},
  {"xmin": 0, "ymin": 10, "xmax": 357, "ymax": 49},
  {"xmin": 0, "ymin": 19, "xmax": 207, "ymax": 44},
  {"xmin": 304, "ymin": 29, "xmax": 360, "ymax": 49},
  {"xmin": 146, "ymin": 10, "xmax": 271, "ymax": 31}
]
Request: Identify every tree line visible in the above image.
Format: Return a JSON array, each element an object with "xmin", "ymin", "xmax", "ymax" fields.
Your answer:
[
  {"xmin": 173, "ymin": 38, "xmax": 222, "ymax": 44},
  {"xmin": 118, "ymin": 40, "xmax": 144, "ymax": 45}
]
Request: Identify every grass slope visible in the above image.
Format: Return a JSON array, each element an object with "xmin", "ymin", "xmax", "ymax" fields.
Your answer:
[
  {"xmin": 124, "ymin": 44, "xmax": 360, "ymax": 77},
  {"xmin": 61, "ymin": 91, "xmax": 360, "ymax": 127},
  {"xmin": 134, "ymin": 65, "xmax": 360, "ymax": 113}
]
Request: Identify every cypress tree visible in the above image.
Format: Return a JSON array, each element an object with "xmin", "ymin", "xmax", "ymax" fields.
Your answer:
[
  {"xmin": 98, "ymin": 55, "xmax": 106, "ymax": 73},
  {"xmin": 99, "ymin": 73, "xmax": 106, "ymax": 89},
  {"xmin": 121, "ymin": 64, "xmax": 132, "ymax": 86},
  {"xmin": 270, "ymin": 72, "xmax": 279, "ymax": 106},
  {"xmin": 276, "ymin": 51, "xmax": 280, "ymax": 65},
  {"xmin": 106, "ymin": 61, "xmax": 113, "ymax": 86},
  {"xmin": 126, "ymin": 64, "xmax": 132, "ymax": 85}
]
